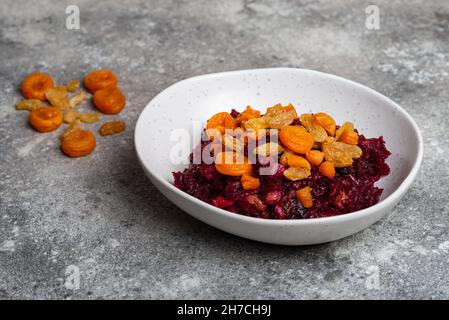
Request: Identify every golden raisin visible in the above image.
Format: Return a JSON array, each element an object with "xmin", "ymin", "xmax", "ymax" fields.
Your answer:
[
  {"xmin": 16, "ymin": 99, "xmax": 46, "ymax": 111},
  {"xmin": 283, "ymin": 167, "xmax": 311, "ymax": 181},
  {"xmin": 79, "ymin": 113, "xmax": 101, "ymax": 124},
  {"xmin": 65, "ymin": 80, "xmax": 80, "ymax": 92},
  {"xmin": 99, "ymin": 120, "xmax": 126, "ymax": 136}
]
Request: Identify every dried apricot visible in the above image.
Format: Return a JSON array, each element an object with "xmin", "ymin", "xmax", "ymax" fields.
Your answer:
[
  {"xmin": 296, "ymin": 186, "xmax": 313, "ymax": 208},
  {"xmin": 314, "ymin": 112, "xmax": 336, "ymax": 136},
  {"xmin": 287, "ymin": 154, "xmax": 311, "ymax": 169},
  {"xmin": 28, "ymin": 107, "xmax": 63, "ymax": 132},
  {"xmin": 21, "ymin": 73, "xmax": 54, "ymax": 100},
  {"xmin": 83, "ymin": 69, "xmax": 118, "ymax": 93},
  {"xmin": 214, "ymin": 152, "xmax": 252, "ymax": 176},
  {"xmin": 241, "ymin": 174, "xmax": 260, "ymax": 190},
  {"xmin": 283, "ymin": 167, "xmax": 311, "ymax": 181},
  {"xmin": 65, "ymin": 80, "xmax": 80, "ymax": 92},
  {"xmin": 45, "ymin": 87, "xmax": 70, "ymax": 109},
  {"xmin": 279, "ymin": 125, "xmax": 314, "ymax": 154},
  {"xmin": 206, "ymin": 112, "xmax": 236, "ymax": 135},
  {"xmin": 339, "ymin": 130, "xmax": 359, "ymax": 145},
  {"xmin": 93, "ymin": 87, "xmax": 126, "ymax": 114},
  {"xmin": 305, "ymin": 150, "xmax": 324, "ymax": 166},
  {"xmin": 300, "ymin": 113, "xmax": 328, "ymax": 143},
  {"xmin": 319, "ymin": 161, "xmax": 335, "ymax": 179},
  {"xmin": 237, "ymin": 106, "xmax": 260, "ymax": 124},
  {"xmin": 79, "ymin": 113, "xmax": 101, "ymax": 124},
  {"xmin": 16, "ymin": 99, "xmax": 45, "ymax": 111},
  {"xmin": 99, "ymin": 121, "xmax": 126, "ymax": 136},
  {"xmin": 61, "ymin": 129, "xmax": 96, "ymax": 157}
]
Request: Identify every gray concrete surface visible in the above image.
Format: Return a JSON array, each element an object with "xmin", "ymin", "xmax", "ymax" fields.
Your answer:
[{"xmin": 0, "ymin": 0, "xmax": 448, "ymax": 299}]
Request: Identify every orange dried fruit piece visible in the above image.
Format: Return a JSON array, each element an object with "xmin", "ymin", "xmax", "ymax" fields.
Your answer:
[
  {"xmin": 214, "ymin": 151, "xmax": 252, "ymax": 176},
  {"xmin": 319, "ymin": 161, "xmax": 336, "ymax": 179},
  {"xmin": 339, "ymin": 130, "xmax": 359, "ymax": 145},
  {"xmin": 286, "ymin": 154, "xmax": 311, "ymax": 169},
  {"xmin": 314, "ymin": 112, "xmax": 336, "ymax": 136},
  {"xmin": 16, "ymin": 99, "xmax": 46, "ymax": 111},
  {"xmin": 263, "ymin": 103, "xmax": 296, "ymax": 129},
  {"xmin": 28, "ymin": 106, "xmax": 63, "ymax": 132},
  {"xmin": 305, "ymin": 150, "xmax": 324, "ymax": 166},
  {"xmin": 83, "ymin": 69, "xmax": 118, "ymax": 93},
  {"xmin": 280, "ymin": 150, "xmax": 293, "ymax": 166},
  {"xmin": 69, "ymin": 90, "xmax": 87, "ymax": 108},
  {"xmin": 99, "ymin": 121, "xmax": 126, "ymax": 136},
  {"xmin": 61, "ymin": 129, "xmax": 96, "ymax": 157},
  {"xmin": 284, "ymin": 103, "xmax": 298, "ymax": 119},
  {"xmin": 237, "ymin": 106, "xmax": 261, "ymax": 124},
  {"xmin": 45, "ymin": 87, "xmax": 70, "ymax": 109},
  {"xmin": 79, "ymin": 113, "xmax": 101, "ymax": 124},
  {"xmin": 21, "ymin": 73, "xmax": 54, "ymax": 100},
  {"xmin": 253, "ymin": 142, "xmax": 284, "ymax": 157},
  {"xmin": 93, "ymin": 87, "xmax": 126, "ymax": 114},
  {"xmin": 296, "ymin": 186, "xmax": 313, "ymax": 208},
  {"xmin": 65, "ymin": 80, "xmax": 80, "ymax": 92},
  {"xmin": 279, "ymin": 125, "xmax": 314, "ymax": 154},
  {"xmin": 206, "ymin": 112, "xmax": 236, "ymax": 135},
  {"xmin": 283, "ymin": 167, "xmax": 311, "ymax": 181},
  {"xmin": 322, "ymin": 137, "xmax": 362, "ymax": 167},
  {"xmin": 335, "ymin": 121, "xmax": 354, "ymax": 140},
  {"xmin": 63, "ymin": 108, "xmax": 80, "ymax": 124},
  {"xmin": 241, "ymin": 174, "xmax": 260, "ymax": 190},
  {"xmin": 300, "ymin": 113, "xmax": 328, "ymax": 143}
]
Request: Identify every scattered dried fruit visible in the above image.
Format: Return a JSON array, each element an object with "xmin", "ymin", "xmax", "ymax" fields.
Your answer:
[
  {"xmin": 214, "ymin": 152, "xmax": 252, "ymax": 176},
  {"xmin": 286, "ymin": 154, "xmax": 311, "ymax": 169},
  {"xmin": 314, "ymin": 112, "xmax": 336, "ymax": 136},
  {"xmin": 296, "ymin": 187, "xmax": 313, "ymax": 208},
  {"xmin": 253, "ymin": 142, "xmax": 284, "ymax": 157},
  {"xmin": 243, "ymin": 117, "xmax": 268, "ymax": 131},
  {"xmin": 29, "ymin": 107, "xmax": 63, "ymax": 132},
  {"xmin": 99, "ymin": 120, "xmax": 126, "ymax": 136},
  {"xmin": 61, "ymin": 129, "xmax": 96, "ymax": 157},
  {"xmin": 21, "ymin": 73, "xmax": 54, "ymax": 100},
  {"xmin": 279, "ymin": 125, "xmax": 314, "ymax": 154},
  {"xmin": 63, "ymin": 108, "xmax": 80, "ymax": 124},
  {"xmin": 339, "ymin": 130, "xmax": 359, "ymax": 145},
  {"xmin": 241, "ymin": 174, "xmax": 260, "ymax": 190},
  {"xmin": 322, "ymin": 137, "xmax": 362, "ymax": 167},
  {"xmin": 84, "ymin": 69, "xmax": 118, "ymax": 93},
  {"xmin": 69, "ymin": 90, "xmax": 87, "ymax": 108},
  {"xmin": 45, "ymin": 87, "xmax": 70, "ymax": 109},
  {"xmin": 65, "ymin": 80, "xmax": 80, "ymax": 92},
  {"xmin": 300, "ymin": 113, "xmax": 328, "ymax": 143},
  {"xmin": 93, "ymin": 87, "xmax": 126, "ymax": 114},
  {"xmin": 16, "ymin": 99, "xmax": 46, "ymax": 111},
  {"xmin": 335, "ymin": 121, "xmax": 354, "ymax": 140},
  {"xmin": 79, "ymin": 113, "xmax": 101, "ymax": 124},
  {"xmin": 319, "ymin": 161, "xmax": 335, "ymax": 179},
  {"xmin": 305, "ymin": 150, "xmax": 324, "ymax": 166},
  {"xmin": 263, "ymin": 104, "xmax": 296, "ymax": 129},
  {"xmin": 283, "ymin": 167, "xmax": 311, "ymax": 181},
  {"xmin": 237, "ymin": 106, "xmax": 261, "ymax": 124}
]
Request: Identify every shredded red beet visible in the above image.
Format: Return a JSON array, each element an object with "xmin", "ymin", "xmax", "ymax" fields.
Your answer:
[{"xmin": 173, "ymin": 126, "xmax": 391, "ymax": 220}]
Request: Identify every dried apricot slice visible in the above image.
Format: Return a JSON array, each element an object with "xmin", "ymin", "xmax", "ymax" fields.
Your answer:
[
  {"xmin": 300, "ymin": 113, "xmax": 328, "ymax": 143},
  {"xmin": 283, "ymin": 167, "xmax": 311, "ymax": 181},
  {"xmin": 241, "ymin": 174, "xmax": 260, "ymax": 190},
  {"xmin": 206, "ymin": 112, "xmax": 236, "ymax": 135},
  {"xmin": 237, "ymin": 106, "xmax": 261, "ymax": 124},
  {"xmin": 296, "ymin": 186, "xmax": 313, "ymax": 208},
  {"xmin": 21, "ymin": 73, "xmax": 54, "ymax": 100},
  {"xmin": 339, "ymin": 130, "xmax": 359, "ymax": 145},
  {"xmin": 93, "ymin": 87, "xmax": 126, "ymax": 114},
  {"xmin": 99, "ymin": 121, "xmax": 126, "ymax": 136},
  {"xmin": 305, "ymin": 150, "xmax": 324, "ymax": 166},
  {"xmin": 214, "ymin": 152, "xmax": 252, "ymax": 176},
  {"xmin": 279, "ymin": 125, "xmax": 314, "ymax": 154},
  {"xmin": 83, "ymin": 69, "xmax": 118, "ymax": 93},
  {"xmin": 61, "ymin": 129, "xmax": 96, "ymax": 157},
  {"xmin": 314, "ymin": 112, "xmax": 336, "ymax": 136},
  {"xmin": 319, "ymin": 161, "xmax": 335, "ymax": 179},
  {"xmin": 28, "ymin": 107, "xmax": 63, "ymax": 132},
  {"xmin": 286, "ymin": 154, "xmax": 311, "ymax": 169}
]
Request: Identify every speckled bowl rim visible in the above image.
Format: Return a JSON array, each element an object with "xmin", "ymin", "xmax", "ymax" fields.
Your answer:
[{"xmin": 135, "ymin": 68, "xmax": 423, "ymax": 226}]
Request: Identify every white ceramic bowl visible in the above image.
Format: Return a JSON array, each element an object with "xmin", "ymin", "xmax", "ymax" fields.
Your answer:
[{"xmin": 135, "ymin": 68, "xmax": 423, "ymax": 245}]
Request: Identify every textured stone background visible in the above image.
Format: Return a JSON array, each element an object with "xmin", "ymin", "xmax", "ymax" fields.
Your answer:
[{"xmin": 0, "ymin": 0, "xmax": 448, "ymax": 299}]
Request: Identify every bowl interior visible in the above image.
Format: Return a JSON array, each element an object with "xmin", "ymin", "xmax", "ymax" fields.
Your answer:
[{"xmin": 136, "ymin": 68, "xmax": 421, "ymax": 202}]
